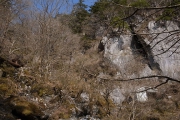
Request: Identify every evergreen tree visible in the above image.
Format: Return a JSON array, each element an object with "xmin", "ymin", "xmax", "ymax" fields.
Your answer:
[{"xmin": 70, "ymin": 0, "xmax": 89, "ymax": 33}]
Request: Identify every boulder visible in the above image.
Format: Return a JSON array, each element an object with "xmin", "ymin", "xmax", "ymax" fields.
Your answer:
[
  {"xmin": 136, "ymin": 87, "xmax": 158, "ymax": 102},
  {"xmin": 136, "ymin": 87, "xmax": 148, "ymax": 102},
  {"xmin": 80, "ymin": 92, "xmax": 89, "ymax": 102},
  {"xmin": 110, "ymin": 88, "xmax": 125, "ymax": 105},
  {"xmin": 9, "ymin": 96, "xmax": 48, "ymax": 120}
]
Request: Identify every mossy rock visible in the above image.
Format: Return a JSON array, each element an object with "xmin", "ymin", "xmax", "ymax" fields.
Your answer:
[
  {"xmin": 0, "ymin": 78, "xmax": 17, "ymax": 96},
  {"xmin": 10, "ymin": 97, "xmax": 47, "ymax": 120},
  {"xmin": 1, "ymin": 62, "xmax": 15, "ymax": 77},
  {"xmin": 31, "ymin": 84, "xmax": 54, "ymax": 97}
]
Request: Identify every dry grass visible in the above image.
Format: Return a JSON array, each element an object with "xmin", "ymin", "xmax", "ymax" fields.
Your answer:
[{"xmin": 0, "ymin": 6, "xmax": 180, "ymax": 119}]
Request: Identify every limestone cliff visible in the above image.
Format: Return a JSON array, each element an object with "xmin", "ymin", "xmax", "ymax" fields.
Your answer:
[{"xmin": 100, "ymin": 21, "xmax": 180, "ymax": 79}]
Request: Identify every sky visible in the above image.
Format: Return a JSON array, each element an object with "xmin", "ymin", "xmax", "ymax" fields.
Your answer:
[
  {"xmin": 33, "ymin": 0, "xmax": 97, "ymax": 14},
  {"xmin": 72, "ymin": 0, "xmax": 97, "ymax": 6},
  {"xmin": 72, "ymin": 0, "xmax": 97, "ymax": 10}
]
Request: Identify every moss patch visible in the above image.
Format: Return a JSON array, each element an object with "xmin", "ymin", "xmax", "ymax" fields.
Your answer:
[
  {"xmin": 10, "ymin": 97, "xmax": 44, "ymax": 119},
  {"xmin": 31, "ymin": 84, "xmax": 54, "ymax": 97},
  {"xmin": 0, "ymin": 78, "xmax": 17, "ymax": 96}
]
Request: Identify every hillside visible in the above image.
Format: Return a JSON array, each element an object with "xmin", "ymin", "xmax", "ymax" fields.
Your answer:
[{"xmin": 0, "ymin": 0, "xmax": 180, "ymax": 120}]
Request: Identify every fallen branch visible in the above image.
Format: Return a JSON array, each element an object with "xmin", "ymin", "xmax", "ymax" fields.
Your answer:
[{"xmin": 0, "ymin": 56, "xmax": 23, "ymax": 68}]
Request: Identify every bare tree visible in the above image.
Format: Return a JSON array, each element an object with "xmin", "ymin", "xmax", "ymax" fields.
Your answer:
[{"xmin": 0, "ymin": 0, "xmax": 81, "ymax": 81}]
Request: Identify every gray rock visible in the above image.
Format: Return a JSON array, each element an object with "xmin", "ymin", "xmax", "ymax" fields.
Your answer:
[
  {"xmin": 136, "ymin": 87, "xmax": 148, "ymax": 102},
  {"xmin": 79, "ymin": 115, "xmax": 100, "ymax": 120},
  {"xmin": 110, "ymin": 88, "xmax": 125, "ymax": 105},
  {"xmin": 80, "ymin": 92, "xmax": 89, "ymax": 102},
  {"xmin": 102, "ymin": 35, "xmax": 154, "ymax": 78},
  {"xmin": 147, "ymin": 21, "xmax": 180, "ymax": 79},
  {"xmin": 101, "ymin": 21, "xmax": 180, "ymax": 79},
  {"xmin": 136, "ymin": 87, "xmax": 158, "ymax": 102}
]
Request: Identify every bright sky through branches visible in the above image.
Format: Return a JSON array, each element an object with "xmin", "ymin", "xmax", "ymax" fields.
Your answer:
[
  {"xmin": 72, "ymin": 0, "xmax": 97, "ymax": 10},
  {"xmin": 33, "ymin": 0, "xmax": 97, "ymax": 14}
]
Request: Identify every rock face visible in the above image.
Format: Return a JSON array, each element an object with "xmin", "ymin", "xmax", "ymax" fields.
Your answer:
[
  {"xmin": 101, "ymin": 21, "xmax": 180, "ymax": 79},
  {"xmin": 147, "ymin": 21, "xmax": 180, "ymax": 79},
  {"xmin": 101, "ymin": 34, "xmax": 155, "ymax": 78}
]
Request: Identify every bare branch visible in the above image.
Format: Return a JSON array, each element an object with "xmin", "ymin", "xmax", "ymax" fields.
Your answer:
[
  {"xmin": 135, "ymin": 78, "xmax": 169, "ymax": 93},
  {"xmin": 113, "ymin": 2, "xmax": 180, "ymax": 10},
  {"xmin": 154, "ymin": 39, "xmax": 180, "ymax": 56},
  {"xmin": 151, "ymin": 31, "xmax": 180, "ymax": 49},
  {"xmin": 169, "ymin": 44, "xmax": 180, "ymax": 57},
  {"xmin": 122, "ymin": 9, "xmax": 139, "ymax": 20}
]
